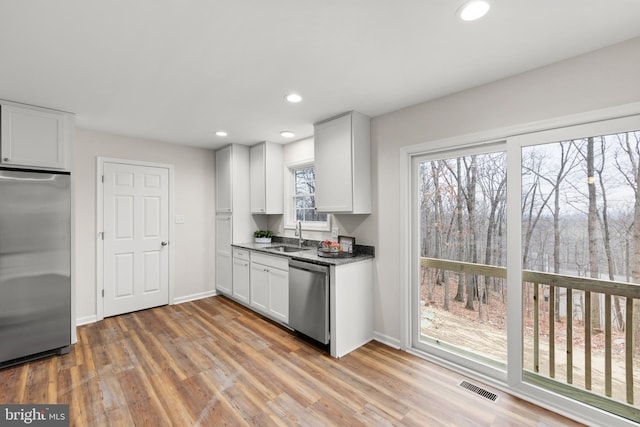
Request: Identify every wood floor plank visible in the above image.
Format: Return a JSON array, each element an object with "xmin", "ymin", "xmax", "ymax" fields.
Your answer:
[
  {"xmin": 92, "ymin": 364, "xmax": 133, "ymax": 422},
  {"xmin": 292, "ymin": 351, "xmax": 411, "ymax": 420},
  {"xmin": 277, "ymin": 346, "xmax": 407, "ymax": 420},
  {"xmin": 0, "ymin": 296, "xmax": 584, "ymax": 426},
  {"xmin": 147, "ymin": 372, "xmax": 195, "ymax": 426}
]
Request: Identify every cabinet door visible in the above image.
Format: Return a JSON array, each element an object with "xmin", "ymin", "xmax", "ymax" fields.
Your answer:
[
  {"xmin": 268, "ymin": 268, "xmax": 289, "ymax": 324},
  {"xmin": 250, "ymin": 143, "xmax": 266, "ymax": 213},
  {"xmin": 264, "ymin": 142, "xmax": 283, "ymax": 214},
  {"xmin": 215, "ymin": 216, "xmax": 233, "ymax": 294},
  {"xmin": 314, "ymin": 113, "xmax": 353, "ymax": 212},
  {"xmin": 232, "ymin": 257, "xmax": 250, "ymax": 304},
  {"xmin": 1, "ymin": 104, "xmax": 67, "ymax": 170},
  {"xmin": 250, "ymin": 263, "xmax": 269, "ymax": 313},
  {"xmin": 215, "ymin": 146, "xmax": 232, "ymax": 213},
  {"xmin": 216, "ymin": 252, "xmax": 232, "ymax": 295}
]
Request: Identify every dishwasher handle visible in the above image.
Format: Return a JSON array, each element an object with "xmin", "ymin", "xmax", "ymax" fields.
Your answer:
[{"xmin": 289, "ymin": 259, "xmax": 330, "ymax": 274}]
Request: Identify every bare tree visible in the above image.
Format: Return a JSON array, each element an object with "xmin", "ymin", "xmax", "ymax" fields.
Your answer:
[
  {"xmin": 454, "ymin": 157, "xmax": 465, "ymax": 302},
  {"xmin": 461, "ymin": 156, "xmax": 479, "ymax": 312},
  {"xmin": 429, "ymin": 161, "xmax": 445, "ymax": 302},
  {"xmin": 478, "ymin": 154, "xmax": 506, "ymax": 306},
  {"xmin": 595, "ymin": 138, "xmax": 624, "ymax": 330},
  {"xmin": 521, "ymin": 150, "xmax": 555, "ymax": 269},
  {"xmin": 585, "ymin": 137, "xmax": 602, "ymax": 330},
  {"xmin": 527, "ymin": 141, "xmax": 583, "ymax": 320},
  {"xmin": 615, "ymin": 131, "xmax": 640, "ymax": 352}
]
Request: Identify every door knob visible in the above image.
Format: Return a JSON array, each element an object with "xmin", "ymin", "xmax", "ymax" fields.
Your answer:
[{"xmin": 161, "ymin": 241, "xmax": 168, "ymax": 246}]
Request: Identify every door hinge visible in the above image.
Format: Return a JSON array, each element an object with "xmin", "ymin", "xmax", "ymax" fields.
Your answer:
[
  {"xmin": 101, "ymin": 175, "xmax": 104, "ymax": 183},
  {"xmin": 99, "ymin": 232, "xmax": 104, "ymax": 240},
  {"xmin": 102, "ymin": 289, "xmax": 104, "ymax": 297}
]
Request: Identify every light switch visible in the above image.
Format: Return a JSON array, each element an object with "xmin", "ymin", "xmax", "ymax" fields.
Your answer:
[
  {"xmin": 331, "ymin": 227, "xmax": 339, "ymax": 237},
  {"xmin": 175, "ymin": 215, "xmax": 185, "ymax": 224}
]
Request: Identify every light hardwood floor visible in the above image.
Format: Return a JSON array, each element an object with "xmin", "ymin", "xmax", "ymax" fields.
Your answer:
[{"xmin": 0, "ymin": 296, "xmax": 583, "ymax": 426}]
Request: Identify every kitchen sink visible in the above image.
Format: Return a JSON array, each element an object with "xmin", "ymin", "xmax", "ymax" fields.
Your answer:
[{"xmin": 266, "ymin": 245, "xmax": 310, "ymax": 253}]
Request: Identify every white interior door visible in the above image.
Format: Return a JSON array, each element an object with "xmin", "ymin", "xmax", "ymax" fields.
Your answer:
[{"xmin": 103, "ymin": 162, "xmax": 169, "ymax": 317}]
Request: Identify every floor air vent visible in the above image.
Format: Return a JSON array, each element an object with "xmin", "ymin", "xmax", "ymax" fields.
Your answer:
[{"xmin": 459, "ymin": 381, "xmax": 499, "ymax": 402}]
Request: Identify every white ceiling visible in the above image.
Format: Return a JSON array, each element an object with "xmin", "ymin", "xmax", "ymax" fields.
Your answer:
[{"xmin": 1, "ymin": 1, "xmax": 640, "ymax": 150}]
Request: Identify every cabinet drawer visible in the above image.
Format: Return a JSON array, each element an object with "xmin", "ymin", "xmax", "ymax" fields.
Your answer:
[
  {"xmin": 250, "ymin": 252, "xmax": 289, "ymax": 271},
  {"xmin": 233, "ymin": 248, "xmax": 250, "ymax": 261}
]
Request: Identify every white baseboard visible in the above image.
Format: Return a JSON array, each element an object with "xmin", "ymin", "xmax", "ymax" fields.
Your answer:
[
  {"xmin": 373, "ymin": 331, "xmax": 401, "ymax": 349},
  {"xmin": 74, "ymin": 291, "xmax": 217, "ymax": 327},
  {"xmin": 76, "ymin": 315, "xmax": 98, "ymax": 326},
  {"xmin": 173, "ymin": 290, "xmax": 217, "ymax": 305}
]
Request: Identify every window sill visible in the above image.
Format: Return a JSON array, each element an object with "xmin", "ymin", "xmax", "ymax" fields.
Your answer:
[{"xmin": 284, "ymin": 221, "xmax": 331, "ymax": 232}]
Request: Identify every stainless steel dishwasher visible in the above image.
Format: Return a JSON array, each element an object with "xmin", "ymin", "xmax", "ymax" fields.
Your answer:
[{"xmin": 288, "ymin": 259, "xmax": 329, "ymax": 344}]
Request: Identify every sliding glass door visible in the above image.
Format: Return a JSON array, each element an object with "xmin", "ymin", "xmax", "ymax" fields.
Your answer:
[
  {"xmin": 517, "ymin": 123, "xmax": 640, "ymax": 421},
  {"xmin": 410, "ymin": 114, "xmax": 640, "ymax": 422},
  {"xmin": 412, "ymin": 145, "xmax": 508, "ymax": 372}
]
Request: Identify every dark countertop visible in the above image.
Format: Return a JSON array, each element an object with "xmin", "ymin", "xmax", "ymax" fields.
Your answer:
[{"xmin": 232, "ymin": 240, "xmax": 374, "ymax": 266}]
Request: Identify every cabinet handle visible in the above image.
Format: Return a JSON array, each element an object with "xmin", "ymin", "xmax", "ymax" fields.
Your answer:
[{"xmin": 3, "ymin": 158, "xmax": 9, "ymax": 162}]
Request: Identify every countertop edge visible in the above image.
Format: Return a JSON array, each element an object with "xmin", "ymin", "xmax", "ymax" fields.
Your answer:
[{"xmin": 232, "ymin": 242, "xmax": 374, "ymax": 266}]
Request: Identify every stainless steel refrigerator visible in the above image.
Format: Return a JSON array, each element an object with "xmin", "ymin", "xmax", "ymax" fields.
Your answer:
[{"xmin": 0, "ymin": 168, "xmax": 71, "ymax": 367}]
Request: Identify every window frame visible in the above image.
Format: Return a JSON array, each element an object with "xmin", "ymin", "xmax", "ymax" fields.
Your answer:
[{"xmin": 284, "ymin": 160, "xmax": 331, "ymax": 231}]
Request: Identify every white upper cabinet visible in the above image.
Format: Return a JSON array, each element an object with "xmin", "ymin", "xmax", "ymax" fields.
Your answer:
[
  {"xmin": 215, "ymin": 145, "xmax": 233, "ymax": 213},
  {"xmin": 250, "ymin": 141, "xmax": 283, "ymax": 214},
  {"xmin": 314, "ymin": 111, "xmax": 371, "ymax": 214},
  {"xmin": 1, "ymin": 102, "xmax": 73, "ymax": 171}
]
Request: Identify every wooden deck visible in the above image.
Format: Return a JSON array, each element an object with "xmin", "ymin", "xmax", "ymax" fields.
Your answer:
[
  {"xmin": 0, "ymin": 296, "xmax": 583, "ymax": 426},
  {"xmin": 421, "ymin": 256, "xmax": 640, "ymax": 420}
]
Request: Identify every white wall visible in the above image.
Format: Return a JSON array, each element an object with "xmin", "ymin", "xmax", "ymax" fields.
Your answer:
[
  {"xmin": 367, "ymin": 36, "xmax": 640, "ymax": 344},
  {"xmin": 74, "ymin": 129, "xmax": 216, "ymax": 323}
]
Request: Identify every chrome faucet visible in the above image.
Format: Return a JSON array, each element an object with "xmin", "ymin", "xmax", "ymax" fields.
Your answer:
[{"xmin": 296, "ymin": 221, "xmax": 304, "ymax": 248}]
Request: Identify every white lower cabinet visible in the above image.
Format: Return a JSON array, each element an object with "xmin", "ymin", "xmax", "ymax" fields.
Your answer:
[
  {"xmin": 215, "ymin": 215, "xmax": 233, "ymax": 295},
  {"xmin": 232, "ymin": 248, "xmax": 250, "ymax": 304},
  {"xmin": 230, "ymin": 246, "xmax": 374, "ymax": 358},
  {"xmin": 249, "ymin": 252, "xmax": 288, "ymax": 324},
  {"xmin": 330, "ymin": 259, "xmax": 373, "ymax": 358},
  {"xmin": 267, "ymin": 267, "xmax": 288, "ymax": 323},
  {"xmin": 250, "ymin": 262, "xmax": 269, "ymax": 313},
  {"xmin": 216, "ymin": 252, "xmax": 232, "ymax": 295}
]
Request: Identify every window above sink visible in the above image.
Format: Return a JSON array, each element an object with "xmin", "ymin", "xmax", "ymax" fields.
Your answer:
[{"xmin": 284, "ymin": 161, "xmax": 331, "ymax": 232}]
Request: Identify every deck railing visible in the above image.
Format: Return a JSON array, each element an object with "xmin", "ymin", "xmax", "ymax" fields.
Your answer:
[{"xmin": 420, "ymin": 257, "xmax": 640, "ymax": 420}]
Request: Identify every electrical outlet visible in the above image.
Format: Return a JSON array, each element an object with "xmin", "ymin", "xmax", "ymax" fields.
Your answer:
[
  {"xmin": 175, "ymin": 215, "xmax": 185, "ymax": 224},
  {"xmin": 331, "ymin": 227, "xmax": 339, "ymax": 238}
]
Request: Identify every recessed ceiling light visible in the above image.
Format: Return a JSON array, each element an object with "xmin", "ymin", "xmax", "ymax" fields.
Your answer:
[
  {"xmin": 215, "ymin": 131, "xmax": 228, "ymax": 137},
  {"xmin": 280, "ymin": 131, "xmax": 295, "ymax": 138},
  {"xmin": 458, "ymin": 0, "xmax": 491, "ymax": 21},
  {"xmin": 285, "ymin": 93, "xmax": 302, "ymax": 103}
]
